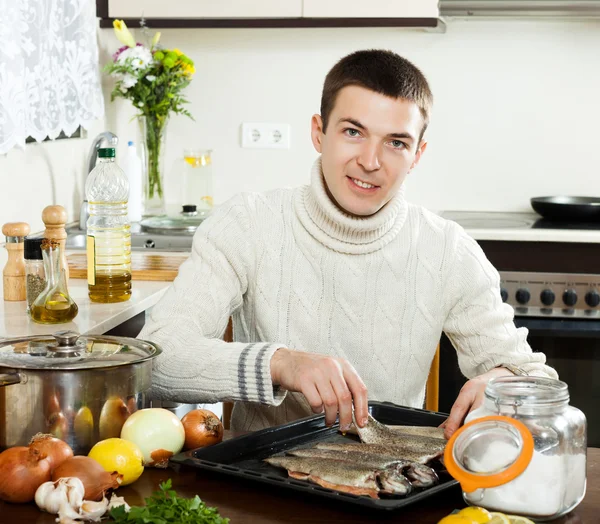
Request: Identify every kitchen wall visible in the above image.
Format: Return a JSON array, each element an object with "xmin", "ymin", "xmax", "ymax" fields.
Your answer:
[{"xmin": 2, "ymin": 18, "xmax": 600, "ymax": 237}]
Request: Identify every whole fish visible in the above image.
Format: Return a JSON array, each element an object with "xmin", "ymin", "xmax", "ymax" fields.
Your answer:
[
  {"xmin": 342, "ymin": 423, "xmax": 445, "ymax": 440},
  {"xmin": 264, "ymin": 456, "xmax": 412, "ymax": 498},
  {"xmin": 316, "ymin": 441, "xmax": 445, "ymax": 465},
  {"xmin": 287, "ymin": 447, "xmax": 439, "ymax": 488}
]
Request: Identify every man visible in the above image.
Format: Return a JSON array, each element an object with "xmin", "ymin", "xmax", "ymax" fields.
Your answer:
[{"xmin": 139, "ymin": 49, "xmax": 557, "ymax": 439}]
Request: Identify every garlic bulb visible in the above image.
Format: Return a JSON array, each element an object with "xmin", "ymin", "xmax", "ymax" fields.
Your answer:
[
  {"xmin": 79, "ymin": 497, "xmax": 109, "ymax": 522},
  {"xmin": 36, "ymin": 478, "xmax": 84, "ymax": 515}
]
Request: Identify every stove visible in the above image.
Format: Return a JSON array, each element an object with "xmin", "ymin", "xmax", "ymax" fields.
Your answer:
[
  {"xmin": 441, "ymin": 211, "xmax": 600, "ymax": 320},
  {"xmin": 438, "ymin": 211, "xmax": 600, "ymax": 446}
]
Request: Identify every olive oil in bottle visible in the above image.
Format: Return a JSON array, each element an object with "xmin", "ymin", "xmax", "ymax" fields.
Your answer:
[
  {"xmin": 85, "ymin": 147, "xmax": 132, "ymax": 303},
  {"xmin": 30, "ymin": 239, "xmax": 78, "ymax": 324}
]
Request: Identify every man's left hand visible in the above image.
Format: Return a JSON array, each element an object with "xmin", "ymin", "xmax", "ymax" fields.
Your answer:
[{"xmin": 441, "ymin": 367, "xmax": 514, "ymax": 440}]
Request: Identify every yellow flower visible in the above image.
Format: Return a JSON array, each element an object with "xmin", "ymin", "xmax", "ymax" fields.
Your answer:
[
  {"xmin": 113, "ymin": 19, "xmax": 136, "ymax": 48},
  {"xmin": 173, "ymin": 48, "xmax": 183, "ymax": 56},
  {"xmin": 151, "ymin": 31, "xmax": 161, "ymax": 47}
]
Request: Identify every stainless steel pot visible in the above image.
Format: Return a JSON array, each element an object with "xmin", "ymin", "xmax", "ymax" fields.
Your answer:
[{"xmin": 0, "ymin": 330, "xmax": 162, "ymax": 454}]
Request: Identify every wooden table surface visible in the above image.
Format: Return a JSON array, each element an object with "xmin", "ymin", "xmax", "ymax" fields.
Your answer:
[{"xmin": 2, "ymin": 446, "xmax": 597, "ymax": 523}]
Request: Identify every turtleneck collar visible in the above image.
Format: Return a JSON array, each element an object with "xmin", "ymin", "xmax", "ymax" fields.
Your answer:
[{"xmin": 293, "ymin": 157, "xmax": 408, "ymax": 254}]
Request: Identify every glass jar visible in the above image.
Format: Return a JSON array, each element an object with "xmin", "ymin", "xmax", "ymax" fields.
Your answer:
[
  {"xmin": 171, "ymin": 149, "xmax": 213, "ymax": 212},
  {"xmin": 445, "ymin": 376, "xmax": 586, "ymax": 521},
  {"xmin": 24, "ymin": 237, "xmax": 46, "ymax": 314}
]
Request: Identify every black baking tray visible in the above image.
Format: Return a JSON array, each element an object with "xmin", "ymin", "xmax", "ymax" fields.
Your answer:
[{"xmin": 169, "ymin": 401, "xmax": 458, "ymax": 511}]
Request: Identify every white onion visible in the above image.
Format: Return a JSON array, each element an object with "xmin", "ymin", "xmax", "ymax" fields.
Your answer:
[{"xmin": 120, "ymin": 408, "xmax": 185, "ymax": 468}]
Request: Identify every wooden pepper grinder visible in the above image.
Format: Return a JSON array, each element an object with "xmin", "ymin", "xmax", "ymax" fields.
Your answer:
[
  {"xmin": 2, "ymin": 222, "xmax": 30, "ymax": 301},
  {"xmin": 42, "ymin": 205, "xmax": 69, "ymax": 282}
]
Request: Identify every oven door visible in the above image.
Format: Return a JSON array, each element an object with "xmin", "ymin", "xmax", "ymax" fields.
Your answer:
[{"xmin": 438, "ymin": 317, "xmax": 600, "ymax": 446}]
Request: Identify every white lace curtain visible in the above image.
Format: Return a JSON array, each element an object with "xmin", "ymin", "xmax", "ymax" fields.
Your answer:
[{"xmin": 0, "ymin": 0, "xmax": 104, "ymax": 154}]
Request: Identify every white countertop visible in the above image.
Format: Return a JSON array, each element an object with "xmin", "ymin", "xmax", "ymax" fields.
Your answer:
[
  {"xmin": 0, "ymin": 271, "xmax": 169, "ymax": 339},
  {"xmin": 459, "ymin": 227, "xmax": 600, "ymax": 243}
]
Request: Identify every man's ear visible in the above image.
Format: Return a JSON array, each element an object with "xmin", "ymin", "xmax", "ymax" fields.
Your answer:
[
  {"xmin": 409, "ymin": 140, "xmax": 428, "ymax": 172},
  {"xmin": 311, "ymin": 114, "xmax": 324, "ymax": 153}
]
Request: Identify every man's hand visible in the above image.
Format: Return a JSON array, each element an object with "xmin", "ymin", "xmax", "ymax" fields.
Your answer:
[
  {"xmin": 441, "ymin": 367, "xmax": 514, "ymax": 440},
  {"xmin": 270, "ymin": 348, "xmax": 369, "ymax": 431}
]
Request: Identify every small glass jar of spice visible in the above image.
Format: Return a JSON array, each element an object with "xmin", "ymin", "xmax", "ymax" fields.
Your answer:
[{"xmin": 24, "ymin": 237, "xmax": 46, "ymax": 313}]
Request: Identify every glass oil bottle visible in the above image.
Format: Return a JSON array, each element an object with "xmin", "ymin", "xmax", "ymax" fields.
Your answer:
[{"xmin": 30, "ymin": 239, "xmax": 78, "ymax": 324}]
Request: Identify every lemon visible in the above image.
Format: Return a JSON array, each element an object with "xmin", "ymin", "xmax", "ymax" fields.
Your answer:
[
  {"xmin": 458, "ymin": 507, "xmax": 492, "ymax": 523},
  {"xmin": 507, "ymin": 517, "xmax": 535, "ymax": 524},
  {"xmin": 438, "ymin": 516, "xmax": 479, "ymax": 524},
  {"xmin": 88, "ymin": 437, "xmax": 144, "ymax": 486},
  {"xmin": 488, "ymin": 513, "xmax": 511, "ymax": 524}
]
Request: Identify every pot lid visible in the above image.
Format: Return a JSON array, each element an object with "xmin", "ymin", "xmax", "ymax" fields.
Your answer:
[
  {"xmin": 0, "ymin": 331, "xmax": 161, "ymax": 370},
  {"xmin": 140, "ymin": 205, "xmax": 209, "ymax": 235}
]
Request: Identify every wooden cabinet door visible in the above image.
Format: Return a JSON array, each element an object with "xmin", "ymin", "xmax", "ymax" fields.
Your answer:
[
  {"xmin": 303, "ymin": 0, "xmax": 439, "ymax": 18},
  {"xmin": 108, "ymin": 0, "xmax": 302, "ymax": 19}
]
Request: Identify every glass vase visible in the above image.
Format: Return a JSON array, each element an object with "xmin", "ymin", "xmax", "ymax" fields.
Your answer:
[{"xmin": 138, "ymin": 115, "xmax": 169, "ymax": 216}]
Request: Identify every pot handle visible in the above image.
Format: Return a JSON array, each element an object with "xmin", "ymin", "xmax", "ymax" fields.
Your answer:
[{"xmin": 0, "ymin": 372, "xmax": 25, "ymax": 387}]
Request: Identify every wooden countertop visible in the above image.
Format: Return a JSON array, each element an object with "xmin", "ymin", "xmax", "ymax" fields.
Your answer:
[{"xmin": 2, "ymin": 443, "xmax": 597, "ymax": 523}]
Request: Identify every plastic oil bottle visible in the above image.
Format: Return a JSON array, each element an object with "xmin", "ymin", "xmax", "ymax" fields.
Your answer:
[{"xmin": 85, "ymin": 147, "xmax": 132, "ymax": 303}]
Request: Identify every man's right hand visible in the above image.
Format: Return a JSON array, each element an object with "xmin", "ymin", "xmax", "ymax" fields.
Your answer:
[{"xmin": 270, "ymin": 348, "xmax": 369, "ymax": 431}]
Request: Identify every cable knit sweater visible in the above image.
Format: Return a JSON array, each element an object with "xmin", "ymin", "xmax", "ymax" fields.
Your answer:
[{"xmin": 139, "ymin": 157, "xmax": 557, "ymax": 432}]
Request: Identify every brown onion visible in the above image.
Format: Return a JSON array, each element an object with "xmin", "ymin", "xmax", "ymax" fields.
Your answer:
[
  {"xmin": 29, "ymin": 433, "xmax": 73, "ymax": 471},
  {"xmin": 52, "ymin": 456, "xmax": 122, "ymax": 501},
  {"xmin": 0, "ymin": 446, "xmax": 52, "ymax": 503},
  {"xmin": 181, "ymin": 409, "xmax": 224, "ymax": 450}
]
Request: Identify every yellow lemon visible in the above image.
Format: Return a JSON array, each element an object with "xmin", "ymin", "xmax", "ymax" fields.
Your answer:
[
  {"xmin": 507, "ymin": 517, "xmax": 535, "ymax": 524},
  {"xmin": 88, "ymin": 437, "xmax": 144, "ymax": 486},
  {"xmin": 488, "ymin": 513, "xmax": 511, "ymax": 524},
  {"xmin": 438, "ymin": 516, "xmax": 479, "ymax": 524},
  {"xmin": 458, "ymin": 507, "xmax": 492, "ymax": 523}
]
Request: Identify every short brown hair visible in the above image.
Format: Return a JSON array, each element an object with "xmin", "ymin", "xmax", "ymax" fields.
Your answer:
[{"xmin": 320, "ymin": 49, "xmax": 433, "ymax": 141}]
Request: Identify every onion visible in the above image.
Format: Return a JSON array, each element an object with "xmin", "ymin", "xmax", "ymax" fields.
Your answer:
[
  {"xmin": 0, "ymin": 446, "xmax": 52, "ymax": 503},
  {"xmin": 29, "ymin": 433, "xmax": 74, "ymax": 470},
  {"xmin": 181, "ymin": 409, "xmax": 224, "ymax": 450},
  {"xmin": 120, "ymin": 408, "xmax": 185, "ymax": 468},
  {"xmin": 52, "ymin": 456, "xmax": 122, "ymax": 501}
]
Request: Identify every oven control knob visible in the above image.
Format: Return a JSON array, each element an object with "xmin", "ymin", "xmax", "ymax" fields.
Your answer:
[
  {"xmin": 500, "ymin": 288, "xmax": 508, "ymax": 303},
  {"xmin": 563, "ymin": 289, "xmax": 578, "ymax": 307},
  {"xmin": 516, "ymin": 288, "xmax": 531, "ymax": 305},
  {"xmin": 540, "ymin": 289, "xmax": 555, "ymax": 306},
  {"xmin": 585, "ymin": 290, "xmax": 600, "ymax": 308}
]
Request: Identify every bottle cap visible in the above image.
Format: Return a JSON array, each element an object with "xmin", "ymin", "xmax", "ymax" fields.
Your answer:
[
  {"xmin": 98, "ymin": 148, "xmax": 116, "ymax": 158},
  {"xmin": 24, "ymin": 237, "xmax": 43, "ymax": 260},
  {"xmin": 128, "ymin": 141, "xmax": 134, "ymax": 147}
]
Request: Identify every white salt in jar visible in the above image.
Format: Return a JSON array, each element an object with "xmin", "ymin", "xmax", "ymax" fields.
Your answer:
[{"xmin": 445, "ymin": 376, "xmax": 586, "ymax": 521}]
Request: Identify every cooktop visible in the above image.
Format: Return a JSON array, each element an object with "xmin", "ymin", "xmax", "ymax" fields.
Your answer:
[{"xmin": 441, "ymin": 211, "xmax": 600, "ymax": 231}]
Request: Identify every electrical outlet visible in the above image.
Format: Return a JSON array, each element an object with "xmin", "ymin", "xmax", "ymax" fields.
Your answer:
[{"xmin": 241, "ymin": 122, "xmax": 291, "ymax": 149}]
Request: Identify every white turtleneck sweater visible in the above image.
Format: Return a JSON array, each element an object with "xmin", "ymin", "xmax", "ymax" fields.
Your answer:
[{"xmin": 139, "ymin": 158, "xmax": 557, "ymax": 432}]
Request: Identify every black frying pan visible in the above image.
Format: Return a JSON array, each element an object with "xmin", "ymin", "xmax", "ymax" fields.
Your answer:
[{"xmin": 530, "ymin": 196, "xmax": 600, "ymax": 221}]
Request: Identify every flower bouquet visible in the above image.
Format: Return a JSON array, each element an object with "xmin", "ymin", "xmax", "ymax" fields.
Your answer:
[{"xmin": 104, "ymin": 21, "xmax": 194, "ymax": 215}]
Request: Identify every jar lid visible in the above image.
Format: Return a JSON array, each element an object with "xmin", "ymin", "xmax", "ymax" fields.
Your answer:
[
  {"xmin": 0, "ymin": 331, "xmax": 161, "ymax": 370},
  {"xmin": 444, "ymin": 415, "xmax": 534, "ymax": 493},
  {"xmin": 24, "ymin": 237, "xmax": 43, "ymax": 260}
]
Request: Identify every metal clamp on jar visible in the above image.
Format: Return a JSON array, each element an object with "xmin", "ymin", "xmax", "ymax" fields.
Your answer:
[{"xmin": 445, "ymin": 376, "xmax": 587, "ymax": 521}]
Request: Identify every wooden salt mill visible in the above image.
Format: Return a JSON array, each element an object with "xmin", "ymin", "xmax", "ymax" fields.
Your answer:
[
  {"xmin": 42, "ymin": 205, "xmax": 69, "ymax": 282},
  {"xmin": 2, "ymin": 222, "xmax": 30, "ymax": 301}
]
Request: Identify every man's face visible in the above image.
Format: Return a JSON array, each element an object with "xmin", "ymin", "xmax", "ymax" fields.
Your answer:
[{"xmin": 311, "ymin": 85, "xmax": 427, "ymax": 217}]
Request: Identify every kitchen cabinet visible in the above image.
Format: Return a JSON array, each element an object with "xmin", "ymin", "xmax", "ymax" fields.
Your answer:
[
  {"xmin": 303, "ymin": 0, "xmax": 439, "ymax": 18},
  {"xmin": 97, "ymin": 0, "xmax": 441, "ymax": 28},
  {"xmin": 107, "ymin": 0, "xmax": 302, "ymax": 19}
]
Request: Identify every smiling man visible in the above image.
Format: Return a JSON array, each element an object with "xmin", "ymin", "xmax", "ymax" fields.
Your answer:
[{"xmin": 139, "ymin": 50, "xmax": 557, "ymax": 438}]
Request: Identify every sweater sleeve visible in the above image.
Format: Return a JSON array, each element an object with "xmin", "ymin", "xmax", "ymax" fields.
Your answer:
[
  {"xmin": 442, "ymin": 228, "xmax": 558, "ymax": 380},
  {"xmin": 138, "ymin": 195, "xmax": 287, "ymax": 406}
]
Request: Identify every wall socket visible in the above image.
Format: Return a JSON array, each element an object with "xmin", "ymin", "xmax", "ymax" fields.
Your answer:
[{"xmin": 241, "ymin": 122, "xmax": 291, "ymax": 149}]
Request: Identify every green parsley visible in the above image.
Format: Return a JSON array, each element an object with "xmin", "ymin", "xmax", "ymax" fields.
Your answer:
[{"xmin": 109, "ymin": 479, "xmax": 229, "ymax": 524}]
